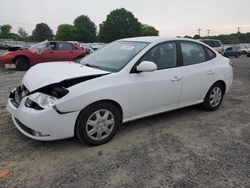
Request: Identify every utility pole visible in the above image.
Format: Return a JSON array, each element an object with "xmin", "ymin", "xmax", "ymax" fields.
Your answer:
[
  {"xmin": 237, "ymin": 27, "xmax": 241, "ymax": 33},
  {"xmin": 197, "ymin": 28, "xmax": 202, "ymax": 36},
  {"xmin": 206, "ymin": 29, "xmax": 211, "ymax": 37}
]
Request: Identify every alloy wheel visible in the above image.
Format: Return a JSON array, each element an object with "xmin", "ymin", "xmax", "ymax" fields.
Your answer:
[
  {"xmin": 209, "ymin": 86, "xmax": 222, "ymax": 107},
  {"xmin": 85, "ymin": 109, "xmax": 115, "ymax": 141}
]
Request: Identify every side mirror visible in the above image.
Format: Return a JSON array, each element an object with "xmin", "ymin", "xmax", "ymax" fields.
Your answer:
[{"xmin": 136, "ymin": 61, "xmax": 157, "ymax": 72}]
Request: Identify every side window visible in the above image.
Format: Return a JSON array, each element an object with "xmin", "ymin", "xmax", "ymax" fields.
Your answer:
[
  {"xmin": 49, "ymin": 43, "xmax": 56, "ymax": 50},
  {"xmin": 181, "ymin": 42, "xmax": 206, "ymax": 65},
  {"xmin": 213, "ymin": 41, "xmax": 221, "ymax": 47},
  {"xmin": 206, "ymin": 47, "xmax": 216, "ymax": 60},
  {"xmin": 140, "ymin": 42, "xmax": 177, "ymax": 70},
  {"xmin": 204, "ymin": 41, "xmax": 214, "ymax": 47},
  {"xmin": 57, "ymin": 43, "xmax": 74, "ymax": 50}
]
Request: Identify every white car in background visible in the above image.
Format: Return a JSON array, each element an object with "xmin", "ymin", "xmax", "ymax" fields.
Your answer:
[{"xmin": 7, "ymin": 37, "xmax": 233, "ymax": 146}]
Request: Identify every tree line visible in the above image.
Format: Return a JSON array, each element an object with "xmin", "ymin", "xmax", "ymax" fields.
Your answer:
[
  {"xmin": 0, "ymin": 8, "xmax": 159, "ymax": 43},
  {"xmin": 184, "ymin": 32, "xmax": 250, "ymax": 44},
  {"xmin": 0, "ymin": 8, "xmax": 249, "ymax": 44}
]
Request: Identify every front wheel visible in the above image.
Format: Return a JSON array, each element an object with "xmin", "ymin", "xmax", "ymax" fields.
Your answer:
[
  {"xmin": 202, "ymin": 83, "xmax": 224, "ymax": 111},
  {"xmin": 75, "ymin": 102, "xmax": 121, "ymax": 146},
  {"xmin": 15, "ymin": 57, "xmax": 30, "ymax": 71}
]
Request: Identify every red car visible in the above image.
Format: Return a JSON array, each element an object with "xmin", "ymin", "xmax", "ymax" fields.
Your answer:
[{"xmin": 0, "ymin": 41, "xmax": 86, "ymax": 71}]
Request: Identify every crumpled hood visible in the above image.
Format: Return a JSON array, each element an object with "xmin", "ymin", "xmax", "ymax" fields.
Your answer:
[{"xmin": 22, "ymin": 62, "xmax": 110, "ymax": 92}]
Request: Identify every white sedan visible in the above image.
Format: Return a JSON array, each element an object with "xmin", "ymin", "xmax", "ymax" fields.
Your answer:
[{"xmin": 7, "ymin": 37, "xmax": 233, "ymax": 145}]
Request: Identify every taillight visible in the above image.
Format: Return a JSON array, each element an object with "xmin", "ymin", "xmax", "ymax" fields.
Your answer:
[{"xmin": 229, "ymin": 60, "xmax": 233, "ymax": 68}]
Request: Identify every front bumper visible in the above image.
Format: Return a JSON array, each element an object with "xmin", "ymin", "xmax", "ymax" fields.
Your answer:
[
  {"xmin": 7, "ymin": 89, "xmax": 79, "ymax": 141},
  {"xmin": 0, "ymin": 54, "xmax": 13, "ymax": 64}
]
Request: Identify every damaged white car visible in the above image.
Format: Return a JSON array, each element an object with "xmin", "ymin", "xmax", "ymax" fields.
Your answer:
[{"xmin": 7, "ymin": 37, "xmax": 233, "ymax": 146}]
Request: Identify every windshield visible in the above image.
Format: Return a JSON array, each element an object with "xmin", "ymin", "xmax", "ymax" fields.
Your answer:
[
  {"xmin": 80, "ymin": 41, "xmax": 149, "ymax": 72},
  {"xmin": 29, "ymin": 40, "xmax": 51, "ymax": 53}
]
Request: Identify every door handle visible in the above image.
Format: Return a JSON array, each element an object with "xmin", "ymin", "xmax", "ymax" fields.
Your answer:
[
  {"xmin": 207, "ymin": 70, "xmax": 214, "ymax": 75},
  {"xmin": 171, "ymin": 76, "xmax": 181, "ymax": 82},
  {"xmin": 49, "ymin": 51, "xmax": 55, "ymax": 53}
]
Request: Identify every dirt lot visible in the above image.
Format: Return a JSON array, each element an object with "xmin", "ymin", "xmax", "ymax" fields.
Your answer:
[{"xmin": 0, "ymin": 56, "xmax": 249, "ymax": 188}]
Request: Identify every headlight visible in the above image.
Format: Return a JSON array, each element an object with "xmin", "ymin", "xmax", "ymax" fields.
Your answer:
[
  {"xmin": 3, "ymin": 52, "xmax": 10, "ymax": 56},
  {"xmin": 29, "ymin": 92, "xmax": 57, "ymax": 108}
]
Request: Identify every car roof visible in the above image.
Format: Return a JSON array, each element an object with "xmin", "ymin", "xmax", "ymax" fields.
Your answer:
[{"xmin": 118, "ymin": 36, "xmax": 200, "ymax": 43}]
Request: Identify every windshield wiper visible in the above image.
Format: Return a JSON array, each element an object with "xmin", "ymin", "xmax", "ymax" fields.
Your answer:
[{"xmin": 84, "ymin": 63, "xmax": 103, "ymax": 70}]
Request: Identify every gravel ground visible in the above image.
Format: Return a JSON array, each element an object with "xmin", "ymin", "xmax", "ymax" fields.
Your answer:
[{"xmin": 0, "ymin": 56, "xmax": 249, "ymax": 188}]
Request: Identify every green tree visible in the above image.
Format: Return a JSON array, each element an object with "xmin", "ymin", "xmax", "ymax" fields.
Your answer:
[
  {"xmin": 74, "ymin": 15, "xmax": 96, "ymax": 42},
  {"xmin": 55, "ymin": 24, "xmax": 75, "ymax": 41},
  {"xmin": 193, "ymin": 34, "xmax": 201, "ymax": 39},
  {"xmin": 32, "ymin": 23, "xmax": 53, "ymax": 41},
  {"xmin": 0, "ymin": 24, "xmax": 12, "ymax": 38},
  {"xmin": 98, "ymin": 8, "xmax": 142, "ymax": 42},
  {"xmin": 141, "ymin": 24, "xmax": 159, "ymax": 36},
  {"xmin": 18, "ymin": 27, "xmax": 28, "ymax": 40}
]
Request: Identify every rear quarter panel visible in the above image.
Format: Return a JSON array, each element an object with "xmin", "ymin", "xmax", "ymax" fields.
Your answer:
[{"xmin": 213, "ymin": 55, "xmax": 233, "ymax": 93}]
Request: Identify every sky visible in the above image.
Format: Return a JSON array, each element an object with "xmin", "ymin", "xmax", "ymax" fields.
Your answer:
[{"xmin": 0, "ymin": 0, "xmax": 250, "ymax": 37}]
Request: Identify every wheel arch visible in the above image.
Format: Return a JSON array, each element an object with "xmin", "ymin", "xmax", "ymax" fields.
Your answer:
[
  {"xmin": 74, "ymin": 99, "xmax": 123, "ymax": 135},
  {"xmin": 212, "ymin": 80, "xmax": 226, "ymax": 94},
  {"xmin": 13, "ymin": 55, "xmax": 30, "ymax": 64}
]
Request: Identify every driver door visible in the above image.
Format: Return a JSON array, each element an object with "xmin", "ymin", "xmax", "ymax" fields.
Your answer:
[
  {"xmin": 126, "ymin": 42, "xmax": 182, "ymax": 118},
  {"xmin": 31, "ymin": 42, "xmax": 57, "ymax": 64}
]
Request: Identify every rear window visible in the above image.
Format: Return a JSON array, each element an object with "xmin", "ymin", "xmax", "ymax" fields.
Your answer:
[
  {"xmin": 213, "ymin": 41, "xmax": 221, "ymax": 47},
  {"xmin": 57, "ymin": 43, "xmax": 74, "ymax": 50},
  {"xmin": 203, "ymin": 40, "xmax": 222, "ymax": 48}
]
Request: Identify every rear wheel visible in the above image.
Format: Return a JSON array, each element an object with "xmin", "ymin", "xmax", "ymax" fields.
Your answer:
[
  {"xmin": 75, "ymin": 102, "xmax": 121, "ymax": 146},
  {"xmin": 202, "ymin": 83, "xmax": 224, "ymax": 111},
  {"xmin": 15, "ymin": 57, "xmax": 30, "ymax": 71}
]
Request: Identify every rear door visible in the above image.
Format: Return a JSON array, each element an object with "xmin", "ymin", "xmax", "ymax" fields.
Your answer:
[
  {"xmin": 178, "ymin": 41, "xmax": 217, "ymax": 106},
  {"xmin": 54, "ymin": 42, "xmax": 78, "ymax": 61}
]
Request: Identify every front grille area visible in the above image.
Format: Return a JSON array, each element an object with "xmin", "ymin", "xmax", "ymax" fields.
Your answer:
[{"xmin": 9, "ymin": 84, "xmax": 29, "ymax": 108}]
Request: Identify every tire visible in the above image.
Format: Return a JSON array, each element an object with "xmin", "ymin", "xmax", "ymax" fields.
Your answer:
[
  {"xmin": 75, "ymin": 101, "xmax": 121, "ymax": 146},
  {"xmin": 247, "ymin": 54, "xmax": 250, "ymax": 57},
  {"xmin": 15, "ymin": 57, "xmax": 30, "ymax": 71},
  {"xmin": 202, "ymin": 83, "xmax": 224, "ymax": 111}
]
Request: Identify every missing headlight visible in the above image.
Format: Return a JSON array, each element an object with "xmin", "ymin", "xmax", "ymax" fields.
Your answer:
[
  {"xmin": 25, "ymin": 97, "xmax": 44, "ymax": 110},
  {"xmin": 36, "ymin": 85, "xmax": 69, "ymax": 99}
]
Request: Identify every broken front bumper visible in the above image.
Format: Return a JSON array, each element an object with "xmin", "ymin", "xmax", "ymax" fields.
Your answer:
[
  {"xmin": 7, "ymin": 89, "xmax": 79, "ymax": 141},
  {"xmin": 0, "ymin": 54, "xmax": 13, "ymax": 64}
]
